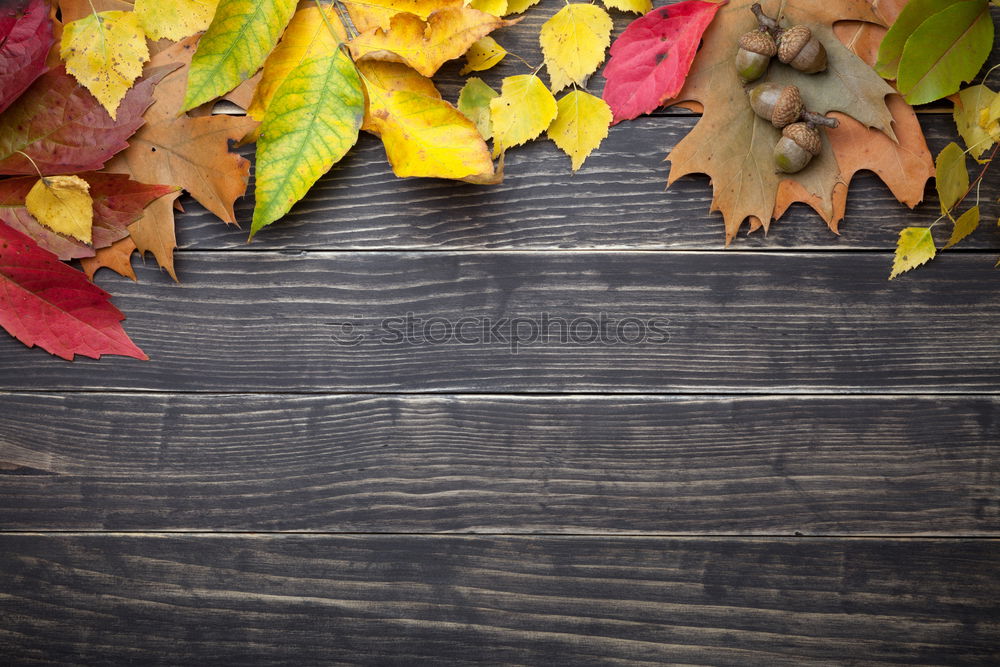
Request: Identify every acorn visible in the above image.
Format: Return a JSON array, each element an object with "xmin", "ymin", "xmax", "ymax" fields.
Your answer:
[
  {"xmin": 736, "ymin": 30, "xmax": 777, "ymax": 83},
  {"xmin": 748, "ymin": 82, "xmax": 803, "ymax": 128},
  {"xmin": 773, "ymin": 123, "xmax": 821, "ymax": 173},
  {"xmin": 777, "ymin": 25, "xmax": 827, "ymax": 74}
]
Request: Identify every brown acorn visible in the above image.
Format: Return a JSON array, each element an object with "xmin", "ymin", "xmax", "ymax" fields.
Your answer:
[
  {"xmin": 773, "ymin": 122, "xmax": 821, "ymax": 173},
  {"xmin": 736, "ymin": 30, "xmax": 777, "ymax": 83},
  {"xmin": 747, "ymin": 82, "xmax": 803, "ymax": 128},
  {"xmin": 777, "ymin": 25, "xmax": 827, "ymax": 74}
]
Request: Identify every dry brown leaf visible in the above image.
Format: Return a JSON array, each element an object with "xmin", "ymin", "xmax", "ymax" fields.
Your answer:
[{"xmin": 80, "ymin": 236, "xmax": 138, "ymax": 280}]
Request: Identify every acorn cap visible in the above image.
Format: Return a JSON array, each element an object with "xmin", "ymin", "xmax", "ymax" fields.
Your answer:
[
  {"xmin": 771, "ymin": 85, "xmax": 803, "ymax": 128},
  {"xmin": 739, "ymin": 30, "xmax": 777, "ymax": 57},
  {"xmin": 783, "ymin": 122, "xmax": 822, "ymax": 155},
  {"xmin": 778, "ymin": 25, "xmax": 812, "ymax": 64}
]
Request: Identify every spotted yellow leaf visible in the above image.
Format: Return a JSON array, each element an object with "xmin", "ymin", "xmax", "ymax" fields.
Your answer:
[
  {"xmin": 343, "ymin": 0, "xmax": 463, "ymax": 33},
  {"xmin": 251, "ymin": 41, "xmax": 364, "ymax": 237},
  {"xmin": 890, "ymin": 227, "xmax": 936, "ymax": 279},
  {"xmin": 490, "ymin": 74, "xmax": 557, "ymax": 157},
  {"xmin": 600, "ymin": 0, "xmax": 652, "ymax": 13},
  {"xmin": 458, "ymin": 77, "xmax": 498, "ymax": 139},
  {"xmin": 471, "ymin": 0, "xmax": 507, "ymax": 16},
  {"xmin": 182, "ymin": 0, "xmax": 298, "ymax": 112},
  {"xmin": 547, "ymin": 90, "xmax": 612, "ymax": 171},
  {"xmin": 61, "ymin": 10, "xmax": 149, "ymax": 119},
  {"xmin": 539, "ymin": 3, "xmax": 612, "ymax": 92},
  {"xmin": 25, "ymin": 176, "xmax": 94, "ymax": 245},
  {"xmin": 360, "ymin": 61, "xmax": 495, "ymax": 180},
  {"xmin": 460, "ymin": 36, "xmax": 506, "ymax": 75},
  {"xmin": 349, "ymin": 6, "xmax": 508, "ymax": 77},
  {"xmin": 135, "ymin": 0, "xmax": 220, "ymax": 41}
]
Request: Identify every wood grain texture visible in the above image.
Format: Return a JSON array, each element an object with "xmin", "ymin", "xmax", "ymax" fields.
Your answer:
[
  {"xmin": 171, "ymin": 115, "xmax": 1000, "ymax": 252},
  {"xmin": 2, "ymin": 251, "xmax": 999, "ymax": 392},
  {"xmin": 1, "ymin": 394, "xmax": 997, "ymax": 534},
  {"xmin": 1, "ymin": 534, "xmax": 997, "ymax": 665}
]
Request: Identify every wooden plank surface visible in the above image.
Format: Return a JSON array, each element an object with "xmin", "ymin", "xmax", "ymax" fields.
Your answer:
[
  {"xmin": 1, "ymin": 534, "xmax": 997, "ymax": 665},
  {"xmin": 173, "ymin": 116, "xmax": 1000, "ymax": 252},
  {"xmin": 2, "ymin": 251, "xmax": 998, "ymax": 393},
  {"xmin": 1, "ymin": 394, "xmax": 997, "ymax": 534}
]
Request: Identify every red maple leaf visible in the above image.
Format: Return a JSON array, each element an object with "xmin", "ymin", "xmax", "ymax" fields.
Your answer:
[{"xmin": 0, "ymin": 0, "xmax": 52, "ymax": 115}]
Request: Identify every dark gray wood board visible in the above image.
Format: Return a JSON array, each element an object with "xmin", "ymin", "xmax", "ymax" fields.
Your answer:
[
  {"xmin": 1, "ymin": 535, "xmax": 997, "ymax": 665},
  {"xmin": 1, "ymin": 251, "xmax": 998, "ymax": 393},
  {"xmin": 173, "ymin": 115, "xmax": 1000, "ymax": 252},
  {"xmin": 1, "ymin": 394, "xmax": 996, "ymax": 534}
]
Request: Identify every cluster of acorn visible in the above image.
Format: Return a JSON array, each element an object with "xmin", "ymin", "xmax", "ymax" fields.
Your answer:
[{"xmin": 735, "ymin": 3, "xmax": 838, "ymax": 174}]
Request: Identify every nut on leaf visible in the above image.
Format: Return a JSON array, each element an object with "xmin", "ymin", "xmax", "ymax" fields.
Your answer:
[
  {"xmin": 748, "ymin": 82, "xmax": 802, "ymax": 128},
  {"xmin": 777, "ymin": 24, "xmax": 827, "ymax": 74},
  {"xmin": 774, "ymin": 122, "xmax": 821, "ymax": 173},
  {"xmin": 735, "ymin": 30, "xmax": 776, "ymax": 83}
]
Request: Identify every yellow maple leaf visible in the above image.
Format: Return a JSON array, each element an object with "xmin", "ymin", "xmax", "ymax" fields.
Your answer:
[
  {"xmin": 490, "ymin": 74, "xmax": 557, "ymax": 157},
  {"xmin": 25, "ymin": 176, "xmax": 94, "ymax": 245},
  {"xmin": 360, "ymin": 61, "xmax": 495, "ymax": 180},
  {"xmin": 547, "ymin": 90, "xmax": 612, "ymax": 171},
  {"xmin": 343, "ymin": 0, "xmax": 463, "ymax": 32},
  {"xmin": 600, "ymin": 0, "xmax": 651, "ymax": 14},
  {"xmin": 460, "ymin": 36, "xmax": 507, "ymax": 75},
  {"xmin": 348, "ymin": 6, "xmax": 508, "ymax": 77},
  {"xmin": 61, "ymin": 10, "xmax": 149, "ymax": 119},
  {"xmin": 134, "ymin": 0, "xmax": 220, "ymax": 41},
  {"xmin": 539, "ymin": 3, "xmax": 611, "ymax": 92}
]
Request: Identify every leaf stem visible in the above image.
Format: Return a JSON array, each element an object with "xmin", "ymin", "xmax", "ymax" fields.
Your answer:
[{"xmin": 15, "ymin": 151, "xmax": 44, "ymax": 180}]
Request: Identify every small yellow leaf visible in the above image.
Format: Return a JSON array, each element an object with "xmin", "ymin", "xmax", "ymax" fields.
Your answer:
[
  {"xmin": 490, "ymin": 74, "xmax": 557, "ymax": 157},
  {"xmin": 61, "ymin": 10, "xmax": 149, "ymax": 119},
  {"xmin": 504, "ymin": 0, "xmax": 539, "ymax": 15},
  {"xmin": 470, "ymin": 0, "xmax": 507, "ymax": 16},
  {"xmin": 135, "ymin": 0, "xmax": 220, "ymax": 41},
  {"xmin": 944, "ymin": 206, "xmax": 980, "ymax": 249},
  {"xmin": 458, "ymin": 77, "xmax": 498, "ymax": 139},
  {"xmin": 547, "ymin": 90, "xmax": 612, "ymax": 171},
  {"xmin": 360, "ymin": 61, "xmax": 495, "ymax": 180},
  {"xmin": 349, "ymin": 7, "xmax": 508, "ymax": 77},
  {"xmin": 934, "ymin": 142, "xmax": 969, "ymax": 215},
  {"xmin": 25, "ymin": 176, "xmax": 94, "ymax": 245},
  {"xmin": 343, "ymin": 0, "xmax": 463, "ymax": 33},
  {"xmin": 460, "ymin": 36, "xmax": 507, "ymax": 75},
  {"xmin": 890, "ymin": 227, "xmax": 936, "ymax": 280},
  {"xmin": 539, "ymin": 3, "xmax": 612, "ymax": 92},
  {"xmin": 600, "ymin": 0, "xmax": 652, "ymax": 14}
]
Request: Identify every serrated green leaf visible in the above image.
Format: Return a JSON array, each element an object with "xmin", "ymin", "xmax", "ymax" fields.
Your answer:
[
  {"xmin": 944, "ymin": 205, "xmax": 980, "ymax": 248},
  {"xmin": 251, "ymin": 51, "xmax": 364, "ymax": 238},
  {"xmin": 954, "ymin": 85, "xmax": 997, "ymax": 159},
  {"xmin": 896, "ymin": 0, "xmax": 994, "ymax": 105},
  {"xmin": 458, "ymin": 77, "xmax": 498, "ymax": 140},
  {"xmin": 874, "ymin": 0, "xmax": 956, "ymax": 79},
  {"xmin": 935, "ymin": 142, "xmax": 969, "ymax": 215},
  {"xmin": 182, "ymin": 0, "xmax": 298, "ymax": 112},
  {"xmin": 891, "ymin": 227, "xmax": 937, "ymax": 279}
]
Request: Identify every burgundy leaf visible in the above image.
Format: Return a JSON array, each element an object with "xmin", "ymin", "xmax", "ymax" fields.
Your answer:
[{"xmin": 0, "ymin": 0, "xmax": 52, "ymax": 115}]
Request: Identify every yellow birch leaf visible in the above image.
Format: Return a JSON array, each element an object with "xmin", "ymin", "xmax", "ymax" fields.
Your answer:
[
  {"xmin": 348, "ymin": 6, "xmax": 509, "ymax": 77},
  {"xmin": 457, "ymin": 77, "xmax": 498, "ymax": 139},
  {"xmin": 944, "ymin": 205, "xmax": 980, "ymax": 249},
  {"xmin": 61, "ymin": 10, "xmax": 149, "ymax": 119},
  {"xmin": 360, "ymin": 61, "xmax": 495, "ymax": 180},
  {"xmin": 953, "ymin": 85, "xmax": 997, "ymax": 159},
  {"xmin": 135, "ymin": 0, "xmax": 220, "ymax": 41},
  {"xmin": 343, "ymin": 0, "xmax": 463, "ymax": 33},
  {"xmin": 182, "ymin": 0, "xmax": 299, "ymax": 112},
  {"xmin": 470, "ymin": 0, "xmax": 507, "ymax": 16},
  {"xmin": 460, "ymin": 36, "xmax": 506, "ymax": 75},
  {"xmin": 490, "ymin": 73, "xmax": 557, "ymax": 157},
  {"xmin": 890, "ymin": 227, "xmax": 936, "ymax": 279},
  {"xmin": 247, "ymin": 4, "xmax": 347, "ymax": 136},
  {"xmin": 547, "ymin": 90, "xmax": 612, "ymax": 171},
  {"xmin": 600, "ymin": 0, "xmax": 652, "ymax": 14},
  {"xmin": 539, "ymin": 3, "xmax": 612, "ymax": 92},
  {"xmin": 935, "ymin": 142, "xmax": 969, "ymax": 216},
  {"xmin": 504, "ymin": 0, "xmax": 539, "ymax": 15},
  {"xmin": 25, "ymin": 176, "xmax": 94, "ymax": 245}
]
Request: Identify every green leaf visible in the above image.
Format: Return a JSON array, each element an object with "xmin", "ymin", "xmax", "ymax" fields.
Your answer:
[
  {"xmin": 891, "ymin": 227, "xmax": 937, "ymax": 279},
  {"xmin": 944, "ymin": 205, "xmax": 980, "ymax": 248},
  {"xmin": 896, "ymin": 0, "xmax": 994, "ymax": 105},
  {"xmin": 251, "ymin": 51, "xmax": 364, "ymax": 238},
  {"xmin": 182, "ymin": 0, "xmax": 298, "ymax": 112},
  {"xmin": 935, "ymin": 142, "xmax": 969, "ymax": 215},
  {"xmin": 457, "ymin": 77, "xmax": 498, "ymax": 140},
  {"xmin": 953, "ymin": 85, "xmax": 998, "ymax": 159},
  {"xmin": 874, "ymin": 0, "xmax": 956, "ymax": 80}
]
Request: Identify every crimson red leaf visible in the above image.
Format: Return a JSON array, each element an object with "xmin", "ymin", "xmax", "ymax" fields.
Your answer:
[
  {"xmin": 0, "ymin": 221, "xmax": 147, "ymax": 360},
  {"xmin": 0, "ymin": 65, "xmax": 169, "ymax": 175},
  {"xmin": 0, "ymin": 0, "xmax": 52, "ymax": 115},
  {"xmin": 0, "ymin": 174, "xmax": 176, "ymax": 260},
  {"xmin": 602, "ymin": 0, "xmax": 725, "ymax": 124}
]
